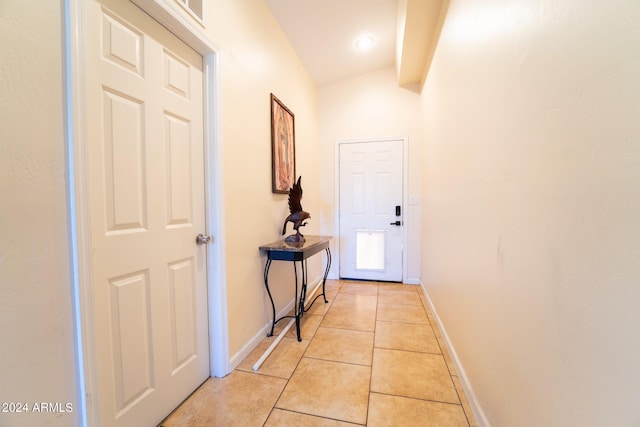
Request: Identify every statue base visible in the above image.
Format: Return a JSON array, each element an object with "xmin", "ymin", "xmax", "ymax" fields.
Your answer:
[{"xmin": 284, "ymin": 232, "xmax": 305, "ymax": 245}]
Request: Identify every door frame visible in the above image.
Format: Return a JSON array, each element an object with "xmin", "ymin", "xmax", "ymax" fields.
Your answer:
[
  {"xmin": 64, "ymin": 1, "xmax": 228, "ymax": 425},
  {"xmin": 334, "ymin": 137, "xmax": 409, "ymax": 283}
]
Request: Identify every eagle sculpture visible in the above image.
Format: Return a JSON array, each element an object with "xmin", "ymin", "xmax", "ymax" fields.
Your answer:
[{"xmin": 282, "ymin": 176, "xmax": 310, "ymax": 244}]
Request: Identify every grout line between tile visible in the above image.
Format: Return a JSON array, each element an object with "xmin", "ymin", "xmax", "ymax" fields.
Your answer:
[{"xmin": 370, "ymin": 390, "xmax": 466, "ymax": 408}]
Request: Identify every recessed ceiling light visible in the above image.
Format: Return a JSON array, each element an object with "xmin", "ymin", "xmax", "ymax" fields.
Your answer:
[{"xmin": 355, "ymin": 35, "xmax": 375, "ymax": 51}]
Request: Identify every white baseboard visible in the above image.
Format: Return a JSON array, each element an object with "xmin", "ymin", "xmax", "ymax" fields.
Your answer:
[
  {"xmin": 228, "ymin": 275, "xmax": 323, "ymax": 371},
  {"xmin": 419, "ymin": 281, "xmax": 490, "ymax": 427}
]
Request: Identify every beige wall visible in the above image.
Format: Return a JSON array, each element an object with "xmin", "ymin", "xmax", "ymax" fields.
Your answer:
[
  {"xmin": 1, "ymin": 1, "xmax": 319, "ymax": 425},
  {"xmin": 0, "ymin": 2, "xmax": 79, "ymax": 427},
  {"xmin": 318, "ymin": 66, "xmax": 423, "ymax": 283},
  {"xmin": 205, "ymin": 0, "xmax": 320, "ymax": 363},
  {"xmin": 420, "ymin": 0, "xmax": 640, "ymax": 425}
]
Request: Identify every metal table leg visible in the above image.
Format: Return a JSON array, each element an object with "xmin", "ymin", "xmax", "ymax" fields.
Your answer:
[
  {"xmin": 263, "ymin": 258, "xmax": 276, "ymax": 337},
  {"xmin": 263, "ymin": 247, "xmax": 332, "ymax": 341},
  {"xmin": 304, "ymin": 248, "xmax": 332, "ymax": 312}
]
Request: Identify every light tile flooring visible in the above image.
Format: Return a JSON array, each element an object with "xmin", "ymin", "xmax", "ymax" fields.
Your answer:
[{"xmin": 161, "ymin": 280, "xmax": 478, "ymax": 426}]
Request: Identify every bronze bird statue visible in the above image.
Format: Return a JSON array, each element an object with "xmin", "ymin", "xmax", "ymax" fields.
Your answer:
[{"xmin": 282, "ymin": 176, "xmax": 310, "ymax": 244}]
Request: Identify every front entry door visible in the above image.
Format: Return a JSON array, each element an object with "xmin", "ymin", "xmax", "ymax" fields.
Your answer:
[
  {"xmin": 339, "ymin": 140, "xmax": 404, "ymax": 282},
  {"xmin": 85, "ymin": 1, "xmax": 210, "ymax": 425}
]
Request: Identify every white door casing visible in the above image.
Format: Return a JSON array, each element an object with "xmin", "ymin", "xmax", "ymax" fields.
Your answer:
[
  {"xmin": 84, "ymin": 0, "xmax": 209, "ymax": 425},
  {"xmin": 338, "ymin": 139, "xmax": 404, "ymax": 282}
]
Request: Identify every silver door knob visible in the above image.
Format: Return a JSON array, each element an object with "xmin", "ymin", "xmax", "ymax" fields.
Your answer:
[{"xmin": 196, "ymin": 234, "xmax": 212, "ymax": 245}]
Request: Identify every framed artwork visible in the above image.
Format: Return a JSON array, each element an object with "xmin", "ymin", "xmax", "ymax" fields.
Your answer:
[{"xmin": 270, "ymin": 93, "xmax": 296, "ymax": 193}]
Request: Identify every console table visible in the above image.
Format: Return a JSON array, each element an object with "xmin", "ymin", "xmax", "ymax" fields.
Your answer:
[{"xmin": 259, "ymin": 235, "xmax": 332, "ymax": 342}]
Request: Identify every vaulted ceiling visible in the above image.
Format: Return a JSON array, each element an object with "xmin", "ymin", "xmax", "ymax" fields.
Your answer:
[{"xmin": 264, "ymin": 0, "xmax": 448, "ymax": 88}]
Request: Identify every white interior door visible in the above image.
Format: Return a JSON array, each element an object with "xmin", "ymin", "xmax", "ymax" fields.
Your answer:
[
  {"xmin": 85, "ymin": 1, "xmax": 209, "ymax": 425},
  {"xmin": 339, "ymin": 140, "xmax": 404, "ymax": 282}
]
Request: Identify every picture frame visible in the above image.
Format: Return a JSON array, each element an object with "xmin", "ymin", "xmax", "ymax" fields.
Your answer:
[{"xmin": 270, "ymin": 93, "xmax": 296, "ymax": 194}]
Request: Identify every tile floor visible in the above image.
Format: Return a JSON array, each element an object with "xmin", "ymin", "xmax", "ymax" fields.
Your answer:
[{"xmin": 161, "ymin": 280, "xmax": 478, "ymax": 426}]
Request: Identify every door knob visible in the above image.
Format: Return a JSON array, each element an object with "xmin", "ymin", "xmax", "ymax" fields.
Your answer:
[
  {"xmin": 196, "ymin": 234, "xmax": 212, "ymax": 245},
  {"xmin": 389, "ymin": 221, "xmax": 402, "ymax": 226}
]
